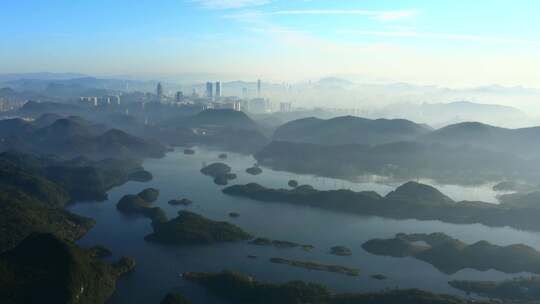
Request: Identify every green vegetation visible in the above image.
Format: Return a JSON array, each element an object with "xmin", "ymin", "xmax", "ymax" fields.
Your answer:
[
  {"xmin": 330, "ymin": 246, "xmax": 352, "ymax": 256},
  {"xmin": 160, "ymin": 293, "xmax": 193, "ymax": 304},
  {"xmin": 116, "ymin": 191, "xmax": 167, "ymax": 224},
  {"xmin": 0, "ymin": 187, "xmax": 94, "ymax": 253},
  {"xmin": 0, "ymin": 233, "xmax": 135, "ymax": 304},
  {"xmin": 183, "ymin": 148, "xmax": 195, "ymax": 155},
  {"xmin": 168, "ymin": 198, "xmax": 193, "ymax": 206},
  {"xmin": 246, "ymin": 165, "xmax": 263, "ymax": 175},
  {"xmin": 200, "ymin": 162, "xmax": 237, "ymax": 185},
  {"xmin": 223, "ymin": 181, "xmax": 540, "ymax": 232},
  {"xmin": 270, "ymin": 258, "xmax": 359, "ymax": 276},
  {"xmin": 288, "ymin": 180, "xmax": 299, "ymax": 188},
  {"xmin": 248, "ymin": 237, "xmax": 313, "ymax": 250},
  {"xmin": 145, "ymin": 211, "xmax": 252, "ymax": 245},
  {"xmin": 362, "ymin": 233, "xmax": 540, "ymax": 274},
  {"xmin": 183, "ymin": 271, "xmax": 485, "ymax": 304},
  {"xmin": 137, "ymin": 188, "xmax": 159, "ymax": 203},
  {"xmin": 450, "ymin": 277, "xmax": 540, "ymax": 301}
]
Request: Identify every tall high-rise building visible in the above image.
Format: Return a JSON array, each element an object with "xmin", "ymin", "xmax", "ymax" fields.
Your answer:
[
  {"xmin": 156, "ymin": 82, "xmax": 164, "ymax": 102},
  {"xmin": 175, "ymin": 91, "xmax": 184, "ymax": 102},
  {"xmin": 206, "ymin": 82, "xmax": 213, "ymax": 99},
  {"xmin": 257, "ymin": 79, "xmax": 261, "ymax": 98},
  {"xmin": 215, "ymin": 81, "xmax": 222, "ymax": 98},
  {"xmin": 242, "ymin": 87, "xmax": 248, "ymax": 99}
]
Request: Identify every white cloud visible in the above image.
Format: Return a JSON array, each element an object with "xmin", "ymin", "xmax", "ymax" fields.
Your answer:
[
  {"xmin": 337, "ymin": 30, "xmax": 540, "ymax": 46},
  {"xmin": 191, "ymin": 0, "xmax": 270, "ymax": 9},
  {"xmin": 270, "ymin": 9, "xmax": 419, "ymax": 21}
]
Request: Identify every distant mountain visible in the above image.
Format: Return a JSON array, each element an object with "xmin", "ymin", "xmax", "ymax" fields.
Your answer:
[
  {"xmin": 273, "ymin": 116, "xmax": 432, "ymax": 146},
  {"xmin": 422, "ymin": 121, "xmax": 540, "ymax": 158},
  {"xmin": 14, "ymin": 101, "xmax": 84, "ymax": 117},
  {"xmin": 181, "ymin": 109, "xmax": 260, "ymax": 130},
  {"xmin": 255, "ymin": 140, "xmax": 529, "ymax": 185},
  {"xmin": 0, "ymin": 116, "xmax": 166, "ymax": 160},
  {"xmin": 0, "ymin": 73, "xmax": 87, "ymax": 82},
  {"xmin": 377, "ymin": 101, "xmax": 529, "ymax": 128},
  {"xmin": 160, "ymin": 109, "xmax": 268, "ymax": 153}
]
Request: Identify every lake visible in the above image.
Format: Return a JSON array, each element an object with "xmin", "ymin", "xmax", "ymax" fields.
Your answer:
[{"xmin": 68, "ymin": 147, "xmax": 539, "ymax": 303}]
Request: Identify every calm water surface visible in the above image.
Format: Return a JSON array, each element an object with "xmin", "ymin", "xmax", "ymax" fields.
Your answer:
[{"xmin": 68, "ymin": 147, "xmax": 540, "ymax": 304}]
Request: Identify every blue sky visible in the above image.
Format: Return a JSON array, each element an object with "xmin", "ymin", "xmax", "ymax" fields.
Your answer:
[{"xmin": 1, "ymin": 0, "xmax": 539, "ymax": 86}]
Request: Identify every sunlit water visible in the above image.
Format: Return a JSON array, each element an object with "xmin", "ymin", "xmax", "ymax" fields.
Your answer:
[{"xmin": 68, "ymin": 147, "xmax": 539, "ymax": 304}]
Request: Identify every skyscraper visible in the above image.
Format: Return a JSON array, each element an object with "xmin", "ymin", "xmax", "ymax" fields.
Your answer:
[
  {"xmin": 156, "ymin": 82, "xmax": 163, "ymax": 103},
  {"xmin": 206, "ymin": 82, "xmax": 213, "ymax": 99},
  {"xmin": 215, "ymin": 81, "xmax": 222, "ymax": 98},
  {"xmin": 257, "ymin": 79, "xmax": 261, "ymax": 98},
  {"xmin": 242, "ymin": 87, "xmax": 248, "ymax": 99}
]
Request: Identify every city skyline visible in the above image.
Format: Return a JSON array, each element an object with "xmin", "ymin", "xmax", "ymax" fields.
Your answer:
[{"xmin": 1, "ymin": 1, "xmax": 540, "ymax": 87}]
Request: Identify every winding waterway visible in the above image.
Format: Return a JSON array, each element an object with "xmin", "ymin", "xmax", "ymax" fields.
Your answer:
[{"xmin": 68, "ymin": 147, "xmax": 539, "ymax": 303}]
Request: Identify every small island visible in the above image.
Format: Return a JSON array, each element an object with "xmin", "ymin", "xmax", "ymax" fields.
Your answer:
[
  {"xmin": 218, "ymin": 153, "xmax": 228, "ymax": 159},
  {"xmin": 270, "ymin": 257, "xmax": 359, "ymax": 276},
  {"xmin": 137, "ymin": 188, "xmax": 159, "ymax": 203},
  {"xmin": 183, "ymin": 148, "xmax": 196, "ymax": 155},
  {"xmin": 168, "ymin": 198, "xmax": 193, "ymax": 206},
  {"xmin": 116, "ymin": 191, "xmax": 167, "ymax": 224},
  {"xmin": 362, "ymin": 232, "xmax": 540, "ymax": 274},
  {"xmin": 330, "ymin": 246, "xmax": 352, "ymax": 256},
  {"xmin": 246, "ymin": 165, "xmax": 263, "ymax": 175},
  {"xmin": 370, "ymin": 274, "xmax": 387, "ymax": 280},
  {"xmin": 145, "ymin": 211, "xmax": 252, "ymax": 245},
  {"xmin": 128, "ymin": 170, "xmax": 153, "ymax": 182},
  {"xmin": 450, "ymin": 276, "xmax": 540, "ymax": 302},
  {"xmin": 228, "ymin": 212, "xmax": 240, "ymax": 218},
  {"xmin": 288, "ymin": 180, "xmax": 299, "ymax": 188},
  {"xmin": 214, "ymin": 173, "xmax": 237, "ymax": 186},
  {"xmin": 201, "ymin": 163, "xmax": 236, "ymax": 185},
  {"xmin": 249, "ymin": 237, "xmax": 313, "ymax": 250},
  {"xmin": 182, "ymin": 270, "xmax": 486, "ymax": 304}
]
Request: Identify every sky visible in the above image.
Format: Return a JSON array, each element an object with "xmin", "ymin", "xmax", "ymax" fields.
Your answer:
[{"xmin": 1, "ymin": 0, "xmax": 540, "ymax": 87}]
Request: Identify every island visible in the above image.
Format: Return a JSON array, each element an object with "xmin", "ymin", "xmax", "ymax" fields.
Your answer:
[
  {"xmin": 246, "ymin": 165, "xmax": 263, "ymax": 175},
  {"xmin": 288, "ymin": 180, "xmax": 299, "ymax": 188},
  {"xmin": 0, "ymin": 233, "xmax": 135, "ymax": 304},
  {"xmin": 223, "ymin": 181, "xmax": 540, "ymax": 232},
  {"xmin": 160, "ymin": 293, "xmax": 192, "ymax": 304},
  {"xmin": 201, "ymin": 163, "xmax": 237, "ymax": 185},
  {"xmin": 218, "ymin": 153, "xmax": 228, "ymax": 159},
  {"xmin": 116, "ymin": 191, "xmax": 167, "ymax": 224},
  {"xmin": 214, "ymin": 173, "xmax": 237, "ymax": 186},
  {"xmin": 449, "ymin": 277, "xmax": 540, "ymax": 302},
  {"xmin": 228, "ymin": 212, "xmax": 240, "ymax": 218},
  {"xmin": 370, "ymin": 274, "xmax": 387, "ymax": 280},
  {"xmin": 183, "ymin": 148, "xmax": 195, "ymax": 155},
  {"xmin": 145, "ymin": 211, "xmax": 252, "ymax": 245},
  {"xmin": 330, "ymin": 246, "xmax": 352, "ymax": 256},
  {"xmin": 362, "ymin": 232, "xmax": 540, "ymax": 274},
  {"xmin": 128, "ymin": 170, "xmax": 153, "ymax": 182},
  {"xmin": 248, "ymin": 237, "xmax": 313, "ymax": 250},
  {"xmin": 270, "ymin": 257, "xmax": 359, "ymax": 276},
  {"xmin": 137, "ymin": 188, "xmax": 160, "ymax": 203},
  {"xmin": 168, "ymin": 198, "xmax": 193, "ymax": 206},
  {"xmin": 183, "ymin": 270, "xmax": 482, "ymax": 304}
]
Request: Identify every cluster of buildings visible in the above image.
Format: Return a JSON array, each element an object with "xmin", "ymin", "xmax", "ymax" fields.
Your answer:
[
  {"xmin": 79, "ymin": 95, "xmax": 121, "ymax": 106},
  {"xmin": 153, "ymin": 79, "xmax": 285, "ymax": 114},
  {"xmin": 0, "ymin": 99, "xmax": 25, "ymax": 112}
]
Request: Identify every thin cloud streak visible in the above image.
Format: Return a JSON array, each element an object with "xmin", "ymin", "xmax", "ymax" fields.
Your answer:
[
  {"xmin": 338, "ymin": 30, "xmax": 540, "ymax": 46},
  {"xmin": 270, "ymin": 9, "xmax": 419, "ymax": 21},
  {"xmin": 191, "ymin": 0, "xmax": 270, "ymax": 10}
]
